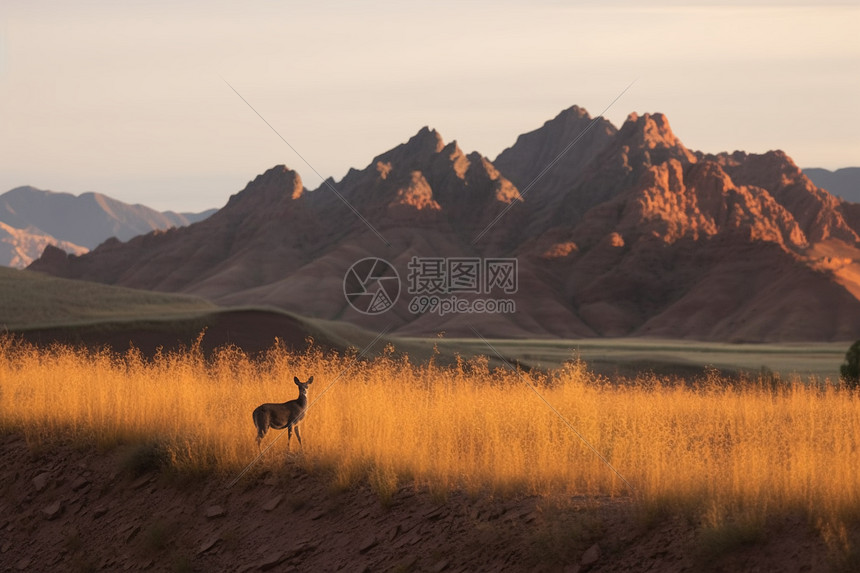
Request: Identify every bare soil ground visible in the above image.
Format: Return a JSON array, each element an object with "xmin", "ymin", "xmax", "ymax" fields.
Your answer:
[{"xmin": 0, "ymin": 434, "xmax": 844, "ymax": 572}]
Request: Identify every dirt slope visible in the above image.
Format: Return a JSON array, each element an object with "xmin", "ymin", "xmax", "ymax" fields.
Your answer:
[{"xmin": 0, "ymin": 435, "xmax": 842, "ymax": 572}]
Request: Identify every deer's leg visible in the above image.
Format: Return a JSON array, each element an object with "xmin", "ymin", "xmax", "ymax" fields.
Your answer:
[
  {"xmin": 253, "ymin": 410, "xmax": 268, "ymax": 452},
  {"xmin": 287, "ymin": 425, "xmax": 293, "ymax": 450},
  {"xmin": 294, "ymin": 424, "xmax": 302, "ymax": 447},
  {"xmin": 256, "ymin": 425, "xmax": 267, "ymax": 452}
]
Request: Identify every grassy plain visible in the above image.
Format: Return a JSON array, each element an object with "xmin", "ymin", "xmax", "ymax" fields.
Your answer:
[
  {"xmin": 1, "ymin": 336, "xmax": 859, "ymax": 540},
  {"xmin": 397, "ymin": 337, "xmax": 851, "ymax": 380}
]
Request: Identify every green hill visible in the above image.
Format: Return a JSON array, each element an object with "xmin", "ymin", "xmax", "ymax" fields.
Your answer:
[
  {"xmin": 0, "ymin": 267, "xmax": 217, "ymax": 330},
  {"xmin": 0, "ymin": 268, "xmax": 365, "ymax": 355}
]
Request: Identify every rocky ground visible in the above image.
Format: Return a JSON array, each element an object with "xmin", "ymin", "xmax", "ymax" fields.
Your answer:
[{"xmin": 0, "ymin": 434, "xmax": 844, "ymax": 572}]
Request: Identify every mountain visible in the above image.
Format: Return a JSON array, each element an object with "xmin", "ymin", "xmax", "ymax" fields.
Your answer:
[
  {"xmin": 28, "ymin": 108, "xmax": 860, "ymax": 342},
  {"xmin": 804, "ymin": 167, "xmax": 860, "ymax": 203},
  {"xmin": 0, "ymin": 186, "xmax": 216, "ymax": 267},
  {"xmin": 0, "ymin": 221, "xmax": 88, "ymax": 269},
  {"xmin": 180, "ymin": 208, "xmax": 218, "ymax": 224}
]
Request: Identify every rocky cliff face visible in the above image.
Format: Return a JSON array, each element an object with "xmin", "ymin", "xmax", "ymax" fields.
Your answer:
[{"xmin": 28, "ymin": 109, "xmax": 860, "ymax": 341}]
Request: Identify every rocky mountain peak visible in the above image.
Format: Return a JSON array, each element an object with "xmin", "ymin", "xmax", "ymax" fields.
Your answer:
[
  {"xmin": 619, "ymin": 112, "xmax": 695, "ymax": 162},
  {"xmin": 222, "ymin": 165, "xmax": 304, "ymax": 214},
  {"xmin": 709, "ymin": 150, "xmax": 860, "ymax": 244},
  {"xmin": 440, "ymin": 141, "xmax": 470, "ymax": 179},
  {"xmin": 373, "ymin": 127, "xmax": 446, "ymax": 170},
  {"xmin": 410, "ymin": 126, "xmax": 445, "ymax": 152},
  {"xmin": 557, "ymin": 104, "xmax": 591, "ymax": 120},
  {"xmin": 492, "ymin": 105, "xmax": 617, "ymax": 216}
]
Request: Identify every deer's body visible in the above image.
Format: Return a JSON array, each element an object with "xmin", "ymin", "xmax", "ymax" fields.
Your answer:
[{"xmin": 253, "ymin": 376, "xmax": 313, "ymax": 452}]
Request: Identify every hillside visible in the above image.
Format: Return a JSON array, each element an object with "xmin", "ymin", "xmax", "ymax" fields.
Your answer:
[
  {"xmin": 28, "ymin": 107, "xmax": 860, "ymax": 342},
  {"xmin": 0, "ymin": 186, "xmax": 216, "ymax": 267},
  {"xmin": 0, "ymin": 267, "xmax": 359, "ymax": 355},
  {"xmin": 0, "ymin": 266, "xmax": 217, "ymax": 330}
]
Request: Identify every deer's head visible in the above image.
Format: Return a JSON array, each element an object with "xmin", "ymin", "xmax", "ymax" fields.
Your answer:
[{"xmin": 294, "ymin": 376, "xmax": 314, "ymax": 393}]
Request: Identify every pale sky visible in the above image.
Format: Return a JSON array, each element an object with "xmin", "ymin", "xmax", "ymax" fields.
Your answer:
[{"xmin": 1, "ymin": 1, "xmax": 858, "ymax": 212}]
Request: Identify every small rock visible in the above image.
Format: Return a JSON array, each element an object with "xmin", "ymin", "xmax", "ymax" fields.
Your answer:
[
  {"xmin": 124, "ymin": 524, "xmax": 141, "ymax": 543},
  {"xmin": 42, "ymin": 501, "xmax": 62, "ymax": 520},
  {"xmin": 198, "ymin": 535, "xmax": 221, "ymax": 555},
  {"xmin": 431, "ymin": 559, "xmax": 450, "ymax": 572},
  {"xmin": 258, "ymin": 552, "xmax": 285, "ymax": 571},
  {"xmin": 205, "ymin": 505, "xmax": 226, "ymax": 519},
  {"xmin": 130, "ymin": 475, "xmax": 152, "ymax": 490},
  {"xmin": 262, "ymin": 495, "xmax": 284, "ymax": 512},
  {"xmin": 581, "ymin": 543, "xmax": 601, "ymax": 567},
  {"xmin": 32, "ymin": 472, "xmax": 50, "ymax": 492},
  {"xmin": 71, "ymin": 477, "xmax": 90, "ymax": 491},
  {"xmin": 284, "ymin": 542, "xmax": 316, "ymax": 559},
  {"xmin": 388, "ymin": 524, "xmax": 401, "ymax": 541},
  {"xmin": 93, "ymin": 506, "xmax": 108, "ymax": 518},
  {"xmin": 359, "ymin": 536, "xmax": 378, "ymax": 554},
  {"xmin": 309, "ymin": 509, "xmax": 326, "ymax": 521}
]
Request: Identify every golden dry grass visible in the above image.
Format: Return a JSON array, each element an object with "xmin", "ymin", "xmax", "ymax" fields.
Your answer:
[{"xmin": 1, "ymin": 336, "xmax": 859, "ymax": 525}]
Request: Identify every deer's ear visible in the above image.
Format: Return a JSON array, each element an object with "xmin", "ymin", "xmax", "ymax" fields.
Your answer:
[
  {"xmin": 294, "ymin": 376, "xmax": 300, "ymax": 384},
  {"xmin": 307, "ymin": 376, "xmax": 314, "ymax": 384}
]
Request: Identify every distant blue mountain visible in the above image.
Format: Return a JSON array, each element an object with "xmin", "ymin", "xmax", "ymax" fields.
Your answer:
[
  {"xmin": 0, "ymin": 186, "xmax": 216, "ymax": 267},
  {"xmin": 804, "ymin": 167, "xmax": 860, "ymax": 203}
]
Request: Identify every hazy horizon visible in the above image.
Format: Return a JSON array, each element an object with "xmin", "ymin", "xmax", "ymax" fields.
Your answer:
[{"xmin": 1, "ymin": 1, "xmax": 858, "ymax": 212}]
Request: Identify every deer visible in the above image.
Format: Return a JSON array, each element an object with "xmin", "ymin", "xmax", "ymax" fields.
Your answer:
[{"xmin": 252, "ymin": 376, "xmax": 314, "ymax": 453}]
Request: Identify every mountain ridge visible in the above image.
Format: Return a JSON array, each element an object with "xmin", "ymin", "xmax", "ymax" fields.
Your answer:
[
  {"xmin": 28, "ymin": 108, "xmax": 860, "ymax": 342},
  {"xmin": 0, "ymin": 186, "xmax": 216, "ymax": 268}
]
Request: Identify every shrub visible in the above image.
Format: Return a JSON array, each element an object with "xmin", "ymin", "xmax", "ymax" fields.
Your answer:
[{"xmin": 840, "ymin": 340, "xmax": 860, "ymax": 389}]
